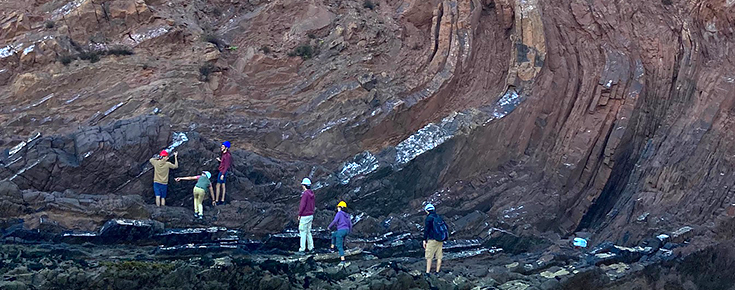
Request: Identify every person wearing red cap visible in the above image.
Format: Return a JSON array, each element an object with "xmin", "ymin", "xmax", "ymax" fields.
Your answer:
[{"xmin": 149, "ymin": 150, "xmax": 178, "ymax": 206}]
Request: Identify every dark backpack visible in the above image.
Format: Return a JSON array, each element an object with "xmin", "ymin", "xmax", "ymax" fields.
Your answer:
[{"xmin": 432, "ymin": 214, "xmax": 449, "ymax": 242}]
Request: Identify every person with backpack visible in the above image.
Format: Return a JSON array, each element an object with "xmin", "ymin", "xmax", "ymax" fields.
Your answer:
[
  {"xmin": 423, "ymin": 203, "xmax": 448, "ymax": 276},
  {"xmin": 175, "ymin": 171, "xmax": 215, "ymax": 219},
  {"xmin": 296, "ymin": 178, "xmax": 315, "ymax": 254},
  {"xmin": 149, "ymin": 150, "xmax": 178, "ymax": 207},
  {"xmin": 328, "ymin": 201, "xmax": 352, "ymax": 265}
]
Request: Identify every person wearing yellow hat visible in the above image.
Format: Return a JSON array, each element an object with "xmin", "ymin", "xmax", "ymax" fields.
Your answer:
[
  {"xmin": 175, "ymin": 171, "xmax": 215, "ymax": 220},
  {"xmin": 328, "ymin": 200, "xmax": 352, "ymax": 265}
]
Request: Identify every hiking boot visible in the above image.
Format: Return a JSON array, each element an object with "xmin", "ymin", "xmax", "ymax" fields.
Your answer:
[
  {"xmin": 424, "ymin": 273, "xmax": 432, "ymax": 279},
  {"xmin": 295, "ymin": 251, "xmax": 306, "ymax": 256},
  {"xmin": 338, "ymin": 261, "xmax": 348, "ymax": 267},
  {"xmin": 197, "ymin": 214, "xmax": 203, "ymax": 220}
]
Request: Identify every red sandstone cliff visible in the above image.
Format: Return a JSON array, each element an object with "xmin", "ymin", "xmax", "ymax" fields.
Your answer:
[{"xmin": 1, "ymin": 0, "xmax": 735, "ymax": 252}]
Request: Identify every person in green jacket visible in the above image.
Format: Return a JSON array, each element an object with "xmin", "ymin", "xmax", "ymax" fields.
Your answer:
[{"xmin": 175, "ymin": 171, "xmax": 215, "ymax": 219}]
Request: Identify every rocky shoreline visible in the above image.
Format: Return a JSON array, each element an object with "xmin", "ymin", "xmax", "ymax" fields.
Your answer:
[{"xmin": 2, "ymin": 215, "xmax": 730, "ymax": 290}]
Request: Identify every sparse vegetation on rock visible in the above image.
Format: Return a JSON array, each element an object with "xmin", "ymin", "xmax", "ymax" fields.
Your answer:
[
  {"xmin": 105, "ymin": 46, "xmax": 134, "ymax": 56},
  {"xmin": 202, "ymin": 33, "xmax": 225, "ymax": 49},
  {"xmin": 288, "ymin": 44, "xmax": 314, "ymax": 60},
  {"xmin": 59, "ymin": 55, "xmax": 74, "ymax": 65},
  {"xmin": 57, "ymin": 46, "xmax": 134, "ymax": 65},
  {"xmin": 78, "ymin": 51, "xmax": 100, "ymax": 63},
  {"xmin": 199, "ymin": 63, "xmax": 215, "ymax": 81}
]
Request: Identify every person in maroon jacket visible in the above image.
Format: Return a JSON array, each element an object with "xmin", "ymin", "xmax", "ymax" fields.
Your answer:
[
  {"xmin": 215, "ymin": 141, "xmax": 232, "ymax": 205},
  {"xmin": 297, "ymin": 177, "xmax": 316, "ymax": 254}
]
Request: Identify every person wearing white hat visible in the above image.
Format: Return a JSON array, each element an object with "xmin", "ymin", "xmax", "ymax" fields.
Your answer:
[
  {"xmin": 423, "ymin": 203, "xmax": 448, "ymax": 276},
  {"xmin": 296, "ymin": 177, "xmax": 316, "ymax": 254},
  {"xmin": 175, "ymin": 171, "xmax": 214, "ymax": 219}
]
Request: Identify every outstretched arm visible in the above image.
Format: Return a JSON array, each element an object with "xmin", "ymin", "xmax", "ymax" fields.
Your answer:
[{"xmin": 175, "ymin": 176, "xmax": 199, "ymax": 181}]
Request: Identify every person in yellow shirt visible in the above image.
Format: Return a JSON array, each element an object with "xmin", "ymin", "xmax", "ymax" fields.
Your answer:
[{"xmin": 149, "ymin": 150, "xmax": 178, "ymax": 206}]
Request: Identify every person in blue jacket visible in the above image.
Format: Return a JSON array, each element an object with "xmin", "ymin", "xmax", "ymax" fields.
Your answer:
[{"xmin": 423, "ymin": 203, "xmax": 443, "ymax": 275}]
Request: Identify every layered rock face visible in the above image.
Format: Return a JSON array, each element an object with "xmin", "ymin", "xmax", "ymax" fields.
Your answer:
[{"xmin": 2, "ymin": 0, "xmax": 735, "ymax": 288}]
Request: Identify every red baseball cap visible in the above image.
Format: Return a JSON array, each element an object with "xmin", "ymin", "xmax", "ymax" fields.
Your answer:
[{"xmin": 160, "ymin": 150, "xmax": 169, "ymax": 157}]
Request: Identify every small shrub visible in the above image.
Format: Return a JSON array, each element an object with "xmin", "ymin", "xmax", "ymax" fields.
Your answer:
[
  {"xmin": 202, "ymin": 33, "xmax": 225, "ymax": 49},
  {"xmin": 307, "ymin": 33, "xmax": 316, "ymax": 39},
  {"xmin": 106, "ymin": 46, "xmax": 134, "ymax": 56},
  {"xmin": 260, "ymin": 45, "xmax": 272, "ymax": 54},
  {"xmin": 290, "ymin": 44, "xmax": 314, "ymax": 60},
  {"xmin": 59, "ymin": 55, "xmax": 74, "ymax": 65},
  {"xmin": 363, "ymin": 0, "xmax": 376, "ymax": 10},
  {"xmin": 78, "ymin": 51, "xmax": 100, "ymax": 63},
  {"xmin": 44, "ymin": 21, "xmax": 55, "ymax": 29},
  {"xmin": 199, "ymin": 63, "xmax": 215, "ymax": 81},
  {"xmin": 89, "ymin": 53, "xmax": 100, "ymax": 63}
]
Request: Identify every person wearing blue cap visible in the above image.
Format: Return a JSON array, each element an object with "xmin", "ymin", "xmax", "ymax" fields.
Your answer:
[
  {"xmin": 175, "ymin": 171, "xmax": 215, "ymax": 219},
  {"xmin": 215, "ymin": 141, "xmax": 232, "ymax": 205}
]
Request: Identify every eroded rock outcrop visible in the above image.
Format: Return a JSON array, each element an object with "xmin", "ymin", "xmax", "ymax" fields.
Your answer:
[{"xmin": 0, "ymin": 115, "xmax": 169, "ymax": 194}]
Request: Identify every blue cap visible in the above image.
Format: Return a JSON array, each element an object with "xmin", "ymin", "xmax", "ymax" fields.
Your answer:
[{"xmin": 222, "ymin": 141, "xmax": 231, "ymax": 148}]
